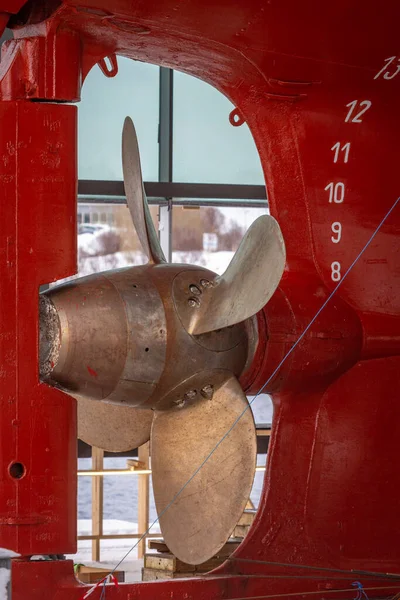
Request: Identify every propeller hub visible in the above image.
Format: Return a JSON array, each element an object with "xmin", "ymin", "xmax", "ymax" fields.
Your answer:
[{"xmin": 39, "ymin": 264, "xmax": 256, "ymax": 410}]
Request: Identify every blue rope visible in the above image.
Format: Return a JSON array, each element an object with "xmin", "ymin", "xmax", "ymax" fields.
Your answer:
[{"xmin": 353, "ymin": 581, "xmax": 370, "ymax": 600}]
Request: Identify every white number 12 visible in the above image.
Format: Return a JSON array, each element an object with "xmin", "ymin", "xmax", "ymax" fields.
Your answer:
[{"xmin": 345, "ymin": 100, "xmax": 372, "ymax": 123}]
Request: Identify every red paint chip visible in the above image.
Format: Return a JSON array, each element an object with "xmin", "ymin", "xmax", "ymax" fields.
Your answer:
[{"xmin": 87, "ymin": 365, "xmax": 98, "ymax": 378}]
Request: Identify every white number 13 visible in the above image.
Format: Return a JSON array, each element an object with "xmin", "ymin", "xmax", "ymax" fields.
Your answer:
[{"xmin": 374, "ymin": 56, "xmax": 400, "ymax": 80}]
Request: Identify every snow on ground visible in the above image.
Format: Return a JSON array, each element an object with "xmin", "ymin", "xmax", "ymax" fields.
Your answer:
[
  {"xmin": 54, "ymin": 229, "xmax": 236, "ymax": 287},
  {"xmin": 62, "ymin": 248, "xmax": 234, "ymax": 284},
  {"xmin": 70, "ymin": 519, "xmax": 159, "ymax": 562},
  {"xmin": 66, "ymin": 521, "xmax": 145, "ymax": 582},
  {"xmin": 172, "ymin": 250, "xmax": 234, "ymax": 274}
]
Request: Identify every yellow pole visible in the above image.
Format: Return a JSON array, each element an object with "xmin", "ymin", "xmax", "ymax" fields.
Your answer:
[{"xmin": 91, "ymin": 447, "xmax": 104, "ymax": 562}]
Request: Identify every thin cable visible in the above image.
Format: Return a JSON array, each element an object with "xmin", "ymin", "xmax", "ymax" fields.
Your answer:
[
  {"xmin": 96, "ymin": 566, "xmax": 398, "ymax": 600},
  {"xmin": 221, "ymin": 586, "xmax": 399, "ymax": 600},
  {"xmin": 252, "ymin": 195, "xmax": 399, "ymax": 400},
  {"xmin": 219, "ymin": 574, "xmax": 399, "ymax": 582},
  {"xmin": 228, "ymin": 558, "xmax": 400, "ymax": 581},
  {"xmin": 96, "ymin": 196, "xmax": 399, "ymax": 593}
]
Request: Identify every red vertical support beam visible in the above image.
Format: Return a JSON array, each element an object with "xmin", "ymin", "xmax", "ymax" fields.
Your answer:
[{"xmin": 0, "ymin": 101, "xmax": 78, "ymax": 555}]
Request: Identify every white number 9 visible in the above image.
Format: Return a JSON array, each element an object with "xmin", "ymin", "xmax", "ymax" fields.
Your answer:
[{"xmin": 331, "ymin": 222, "xmax": 342, "ymax": 243}]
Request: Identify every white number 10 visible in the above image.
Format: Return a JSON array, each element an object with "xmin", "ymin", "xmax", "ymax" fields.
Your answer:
[{"xmin": 325, "ymin": 182, "xmax": 345, "ymax": 203}]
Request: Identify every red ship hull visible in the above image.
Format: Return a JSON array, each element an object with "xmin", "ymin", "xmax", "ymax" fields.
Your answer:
[{"xmin": 0, "ymin": 1, "xmax": 399, "ymax": 598}]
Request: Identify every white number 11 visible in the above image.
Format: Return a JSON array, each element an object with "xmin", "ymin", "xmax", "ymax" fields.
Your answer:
[{"xmin": 331, "ymin": 142, "xmax": 351, "ymax": 163}]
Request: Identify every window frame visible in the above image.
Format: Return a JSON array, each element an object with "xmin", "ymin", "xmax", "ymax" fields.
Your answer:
[{"xmin": 78, "ymin": 67, "xmax": 268, "ymax": 259}]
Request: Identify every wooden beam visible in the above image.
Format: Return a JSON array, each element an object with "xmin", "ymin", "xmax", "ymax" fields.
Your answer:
[
  {"xmin": 137, "ymin": 442, "xmax": 150, "ymax": 559},
  {"xmin": 256, "ymin": 429, "xmax": 271, "ymax": 436},
  {"xmin": 91, "ymin": 446, "xmax": 104, "ymax": 562},
  {"xmin": 78, "ymin": 533, "xmax": 160, "ymax": 541}
]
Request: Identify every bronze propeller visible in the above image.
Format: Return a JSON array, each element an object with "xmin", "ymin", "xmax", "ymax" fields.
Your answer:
[{"xmin": 39, "ymin": 117, "xmax": 286, "ymax": 565}]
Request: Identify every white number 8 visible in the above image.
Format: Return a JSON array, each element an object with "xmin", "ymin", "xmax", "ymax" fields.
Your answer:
[{"xmin": 331, "ymin": 261, "xmax": 341, "ymax": 282}]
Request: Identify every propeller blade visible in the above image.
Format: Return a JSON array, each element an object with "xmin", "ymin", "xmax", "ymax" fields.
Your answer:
[
  {"xmin": 176, "ymin": 215, "xmax": 284, "ymax": 335},
  {"xmin": 151, "ymin": 375, "xmax": 256, "ymax": 565},
  {"xmin": 78, "ymin": 398, "xmax": 153, "ymax": 452},
  {"xmin": 122, "ymin": 116, "xmax": 166, "ymax": 264}
]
